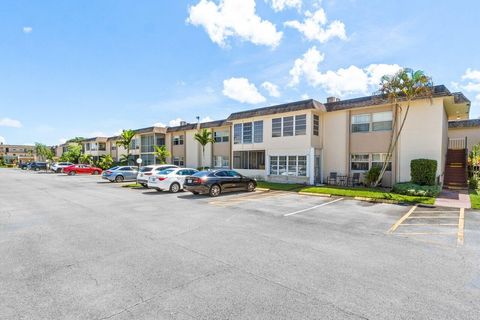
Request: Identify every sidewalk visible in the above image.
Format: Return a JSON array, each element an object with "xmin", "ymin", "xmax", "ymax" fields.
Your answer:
[{"xmin": 434, "ymin": 189, "xmax": 471, "ymax": 209}]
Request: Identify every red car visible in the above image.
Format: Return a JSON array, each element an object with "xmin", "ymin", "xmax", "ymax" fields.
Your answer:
[{"xmin": 64, "ymin": 164, "xmax": 103, "ymax": 176}]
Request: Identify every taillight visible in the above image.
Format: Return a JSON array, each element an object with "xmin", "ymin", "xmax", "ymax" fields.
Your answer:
[
  {"xmin": 106, "ymin": 171, "xmax": 111, "ymax": 174},
  {"xmin": 158, "ymin": 177, "xmax": 166, "ymax": 181}
]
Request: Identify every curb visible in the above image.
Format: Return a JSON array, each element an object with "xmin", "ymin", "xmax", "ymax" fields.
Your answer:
[{"xmin": 298, "ymin": 191, "xmax": 331, "ymax": 197}]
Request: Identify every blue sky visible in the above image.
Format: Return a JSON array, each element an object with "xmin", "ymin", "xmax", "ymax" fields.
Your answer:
[{"xmin": 1, "ymin": 0, "xmax": 479, "ymax": 146}]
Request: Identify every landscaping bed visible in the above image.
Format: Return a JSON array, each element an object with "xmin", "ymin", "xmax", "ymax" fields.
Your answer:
[{"xmin": 469, "ymin": 189, "xmax": 480, "ymax": 210}]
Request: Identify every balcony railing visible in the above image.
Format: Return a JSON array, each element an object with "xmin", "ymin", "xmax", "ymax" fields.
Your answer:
[{"xmin": 448, "ymin": 137, "xmax": 467, "ymax": 150}]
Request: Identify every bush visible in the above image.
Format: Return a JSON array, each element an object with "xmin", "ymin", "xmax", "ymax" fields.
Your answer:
[
  {"xmin": 469, "ymin": 177, "xmax": 478, "ymax": 190},
  {"xmin": 411, "ymin": 159, "xmax": 437, "ymax": 186},
  {"xmin": 393, "ymin": 182, "xmax": 440, "ymax": 197},
  {"xmin": 364, "ymin": 166, "xmax": 381, "ymax": 186}
]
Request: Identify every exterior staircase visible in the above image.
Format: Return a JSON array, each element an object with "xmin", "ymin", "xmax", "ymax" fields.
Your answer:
[{"xmin": 444, "ymin": 138, "xmax": 468, "ymax": 189}]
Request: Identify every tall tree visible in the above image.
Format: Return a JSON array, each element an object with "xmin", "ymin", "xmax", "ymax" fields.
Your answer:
[
  {"xmin": 374, "ymin": 68, "xmax": 433, "ymax": 186},
  {"xmin": 60, "ymin": 142, "xmax": 82, "ymax": 163},
  {"xmin": 34, "ymin": 143, "xmax": 54, "ymax": 161},
  {"xmin": 154, "ymin": 145, "xmax": 171, "ymax": 164},
  {"xmin": 115, "ymin": 129, "xmax": 136, "ymax": 165},
  {"xmin": 66, "ymin": 137, "xmax": 85, "ymax": 144},
  {"xmin": 194, "ymin": 129, "xmax": 215, "ymax": 169},
  {"xmin": 79, "ymin": 153, "xmax": 93, "ymax": 165}
]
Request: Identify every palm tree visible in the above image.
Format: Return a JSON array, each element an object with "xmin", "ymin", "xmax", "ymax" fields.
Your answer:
[
  {"xmin": 79, "ymin": 153, "xmax": 93, "ymax": 164},
  {"xmin": 194, "ymin": 129, "xmax": 215, "ymax": 169},
  {"xmin": 116, "ymin": 129, "xmax": 136, "ymax": 165},
  {"xmin": 374, "ymin": 68, "xmax": 433, "ymax": 186},
  {"xmin": 154, "ymin": 145, "xmax": 171, "ymax": 164},
  {"xmin": 119, "ymin": 154, "xmax": 130, "ymax": 165}
]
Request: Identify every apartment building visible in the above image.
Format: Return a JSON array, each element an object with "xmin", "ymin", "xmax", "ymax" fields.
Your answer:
[
  {"xmin": 0, "ymin": 144, "xmax": 35, "ymax": 164},
  {"xmin": 59, "ymin": 84, "xmax": 475, "ymax": 187}
]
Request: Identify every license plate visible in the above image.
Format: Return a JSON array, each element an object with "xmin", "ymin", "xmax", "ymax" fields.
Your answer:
[{"xmin": 187, "ymin": 179, "xmax": 192, "ymax": 184}]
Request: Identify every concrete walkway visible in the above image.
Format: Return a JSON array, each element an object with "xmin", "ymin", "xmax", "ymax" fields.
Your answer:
[{"xmin": 434, "ymin": 189, "xmax": 471, "ymax": 209}]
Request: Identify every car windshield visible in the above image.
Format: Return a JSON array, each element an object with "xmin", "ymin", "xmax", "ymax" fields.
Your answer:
[
  {"xmin": 140, "ymin": 167, "xmax": 153, "ymax": 172},
  {"xmin": 157, "ymin": 169, "xmax": 176, "ymax": 175},
  {"xmin": 191, "ymin": 171, "xmax": 211, "ymax": 177}
]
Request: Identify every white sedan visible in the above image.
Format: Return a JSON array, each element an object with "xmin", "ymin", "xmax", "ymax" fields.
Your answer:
[{"xmin": 147, "ymin": 168, "xmax": 198, "ymax": 193}]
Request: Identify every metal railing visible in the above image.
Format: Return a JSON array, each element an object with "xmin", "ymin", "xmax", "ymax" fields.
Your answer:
[{"xmin": 448, "ymin": 137, "xmax": 467, "ymax": 150}]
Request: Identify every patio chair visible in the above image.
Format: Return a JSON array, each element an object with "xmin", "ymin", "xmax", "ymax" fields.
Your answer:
[
  {"xmin": 348, "ymin": 172, "xmax": 360, "ymax": 187},
  {"xmin": 327, "ymin": 172, "xmax": 337, "ymax": 185}
]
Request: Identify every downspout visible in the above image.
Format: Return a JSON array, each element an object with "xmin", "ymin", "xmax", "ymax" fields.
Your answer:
[{"xmin": 347, "ymin": 110, "xmax": 351, "ymax": 176}]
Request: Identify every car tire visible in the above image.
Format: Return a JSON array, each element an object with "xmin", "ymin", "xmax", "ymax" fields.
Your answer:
[
  {"xmin": 170, "ymin": 182, "xmax": 180, "ymax": 193},
  {"xmin": 115, "ymin": 175, "xmax": 124, "ymax": 183},
  {"xmin": 156, "ymin": 188, "xmax": 162, "ymax": 192},
  {"xmin": 92, "ymin": 171, "xmax": 99, "ymax": 175},
  {"xmin": 69, "ymin": 171, "xmax": 76, "ymax": 176},
  {"xmin": 141, "ymin": 183, "xmax": 147, "ymax": 188},
  {"xmin": 191, "ymin": 191, "xmax": 199, "ymax": 195},
  {"xmin": 56, "ymin": 168, "xmax": 62, "ymax": 173},
  {"xmin": 247, "ymin": 182, "xmax": 256, "ymax": 192},
  {"xmin": 209, "ymin": 184, "xmax": 221, "ymax": 197}
]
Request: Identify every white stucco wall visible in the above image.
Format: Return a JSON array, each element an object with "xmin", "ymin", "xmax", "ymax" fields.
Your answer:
[
  {"xmin": 185, "ymin": 130, "xmax": 199, "ymax": 168},
  {"xmin": 322, "ymin": 110, "xmax": 348, "ymax": 179}
]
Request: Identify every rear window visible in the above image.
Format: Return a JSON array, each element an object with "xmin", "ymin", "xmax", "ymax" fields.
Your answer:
[
  {"xmin": 157, "ymin": 169, "xmax": 176, "ymax": 175},
  {"xmin": 140, "ymin": 167, "xmax": 153, "ymax": 172},
  {"xmin": 192, "ymin": 171, "xmax": 212, "ymax": 177},
  {"xmin": 109, "ymin": 166, "xmax": 119, "ymax": 170}
]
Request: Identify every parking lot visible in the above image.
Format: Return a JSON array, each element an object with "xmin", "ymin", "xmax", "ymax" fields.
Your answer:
[{"xmin": 1, "ymin": 168, "xmax": 480, "ymax": 319}]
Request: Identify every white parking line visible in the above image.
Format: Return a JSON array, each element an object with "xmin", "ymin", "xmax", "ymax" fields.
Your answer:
[{"xmin": 284, "ymin": 198, "xmax": 344, "ymax": 217}]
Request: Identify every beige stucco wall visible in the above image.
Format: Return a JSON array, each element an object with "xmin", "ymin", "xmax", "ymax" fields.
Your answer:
[
  {"xmin": 185, "ymin": 129, "xmax": 199, "ymax": 168},
  {"xmin": 322, "ymin": 110, "xmax": 349, "ymax": 178},
  {"xmin": 397, "ymin": 98, "xmax": 446, "ymax": 183},
  {"xmin": 350, "ymin": 105, "xmax": 392, "ymax": 153},
  {"xmin": 448, "ymin": 127, "xmax": 480, "ymax": 151},
  {"xmin": 212, "ymin": 126, "xmax": 231, "ymax": 158}
]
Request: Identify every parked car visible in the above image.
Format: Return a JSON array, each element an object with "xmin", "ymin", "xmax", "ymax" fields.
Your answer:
[
  {"xmin": 147, "ymin": 168, "xmax": 198, "ymax": 193},
  {"xmin": 51, "ymin": 162, "xmax": 74, "ymax": 173},
  {"xmin": 102, "ymin": 166, "xmax": 139, "ymax": 182},
  {"xmin": 29, "ymin": 162, "xmax": 48, "ymax": 171},
  {"xmin": 18, "ymin": 162, "xmax": 31, "ymax": 170},
  {"xmin": 64, "ymin": 164, "xmax": 103, "ymax": 176},
  {"xmin": 137, "ymin": 164, "xmax": 179, "ymax": 187},
  {"xmin": 184, "ymin": 169, "xmax": 256, "ymax": 197}
]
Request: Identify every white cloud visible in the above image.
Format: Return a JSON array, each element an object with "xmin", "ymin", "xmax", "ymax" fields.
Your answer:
[
  {"xmin": 201, "ymin": 116, "xmax": 213, "ymax": 122},
  {"xmin": 88, "ymin": 131, "xmax": 108, "ymax": 137},
  {"xmin": 301, "ymin": 93, "xmax": 309, "ymax": 100},
  {"xmin": 168, "ymin": 118, "xmax": 185, "ymax": 127},
  {"xmin": 289, "ymin": 46, "xmax": 401, "ymax": 97},
  {"xmin": 267, "ymin": 0, "xmax": 302, "ymax": 12},
  {"xmin": 59, "ymin": 138, "xmax": 67, "ymax": 144},
  {"xmin": 284, "ymin": 8, "xmax": 346, "ymax": 43},
  {"xmin": 261, "ymin": 81, "xmax": 281, "ymax": 97},
  {"xmin": 153, "ymin": 122, "xmax": 166, "ymax": 127},
  {"xmin": 187, "ymin": 0, "xmax": 283, "ymax": 48},
  {"xmin": 0, "ymin": 117, "xmax": 22, "ymax": 128},
  {"xmin": 459, "ymin": 68, "xmax": 480, "ymax": 115},
  {"xmin": 223, "ymin": 77, "xmax": 266, "ymax": 104},
  {"xmin": 0, "ymin": 136, "xmax": 5, "ymax": 144},
  {"xmin": 22, "ymin": 26, "xmax": 32, "ymax": 34}
]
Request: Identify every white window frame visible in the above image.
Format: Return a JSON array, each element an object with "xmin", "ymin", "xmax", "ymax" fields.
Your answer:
[{"xmin": 269, "ymin": 155, "xmax": 307, "ymax": 177}]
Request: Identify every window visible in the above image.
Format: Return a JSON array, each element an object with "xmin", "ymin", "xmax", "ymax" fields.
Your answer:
[
  {"xmin": 130, "ymin": 139, "xmax": 139, "ymax": 150},
  {"xmin": 141, "ymin": 135, "xmax": 154, "ymax": 153},
  {"xmin": 214, "ymin": 131, "xmax": 229, "ymax": 143},
  {"xmin": 141, "ymin": 154, "xmax": 155, "ymax": 166},
  {"xmin": 173, "ymin": 156, "xmax": 184, "ymax": 166},
  {"xmin": 313, "ymin": 115, "xmax": 319, "ymax": 136},
  {"xmin": 351, "ymin": 114, "xmax": 371, "ymax": 133},
  {"xmin": 270, "ymin": 155, "xmax": 307, "ymax": 177},
  {"xmin": 173, "ymin": 135, "xmax": 184, "ymax": 146},
  {"xmin": 351, "ymin": 154, "xmax": 370, "ymax": 171},
  {"xmin": 111, "ymin": 145, "xmax": 116, "ymax": 150},
  {"xmin": 283, "ymin": 116, "xmax": 294, "ymax": 136},
  {"xmin": 214, "ymin": 156, "xmax": 230, "ymax": 168},
  {"xmin": 156, "ymin": 136, "xmax": 165, "ymax": 146},
  {"xmin": 372, "ymin": 153, "xmax": 392, "ymax": 171},
  {"xmin": 243, "ymin": 122, "xmax": 252, "ymax": 144},
  {"xmin": 85, "ymin": 143, "xmax": 90, "ymax": 151},
  {"xmin": 98, "ymin": 143, "xmax": 106, "ymax": 151},
  {"xmin": 254, "ymin": 121, "xmax": 263, "ymax": 143},
  {"xmin": 234, "ymin": 124, "xmax": 242, "ymax": 144},
  {"xmin": 295, "ymin": 115, "xmax": 307, "ymax": 136},
  {"xmin": 372, "ymin": 112, "xmax": 393, "ymax": 131},
  {"xmin": 272, "ymin": 118, "xmax": 282, "ymax": 137},
  {"xmin": 233, "ymin": 151, "xmax": 265, "ymax": 170}
]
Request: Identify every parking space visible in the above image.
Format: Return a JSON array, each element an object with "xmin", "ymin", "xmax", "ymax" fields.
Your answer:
[{"xmin": 2, "ymin": 168, "xmax": 480, "ymax": 319}]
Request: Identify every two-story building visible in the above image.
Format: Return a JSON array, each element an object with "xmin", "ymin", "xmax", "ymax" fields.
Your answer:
[{"xmin": 0, "ymin": 144, "xmax": 36, "ymax": 164}]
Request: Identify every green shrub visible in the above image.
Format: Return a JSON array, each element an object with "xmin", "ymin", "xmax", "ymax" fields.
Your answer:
[
  {"xmin": 411, "ymin": 159, "xmax": 437, "ymax": 186},
  {"xmin": 364, "ymin": 166, "xmax": 381, "ymax": 186},
  {"xmin": 393, "ymin": 182, "xmax": 441, "ymax": 197},
  {"xmin": 468, "ymin": 177, "xmax": 478, "ymax": 190}
]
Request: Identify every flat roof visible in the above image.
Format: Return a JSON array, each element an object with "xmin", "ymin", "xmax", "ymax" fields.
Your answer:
[{"xmin": 448, "ymin": 119, "xmax": 480, "ymax": 128}]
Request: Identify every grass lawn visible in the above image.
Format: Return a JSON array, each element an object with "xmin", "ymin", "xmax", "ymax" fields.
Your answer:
[
  {"xmin": 121, "ymin": 183, "xmax": 144, "ymax": 188},
  {"xmin": 256, "ymin": 181, "xmax": 305, "ymax": 191},
  {"xmin": 470, "ymin": 189, "xmax": 480, "ymax": 209},
  {"xmin": 257, "ymin": 181, "xmax": 435, "ymax": 204}
]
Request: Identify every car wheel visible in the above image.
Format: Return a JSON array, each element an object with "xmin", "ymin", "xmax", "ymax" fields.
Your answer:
[
  {"xmin": 141, "ymin": 183, "xmax": 147, "ymax": 188},
  {"xmin": 69, "ymin": 171, "xmax": 76, "ymax": 176},
  {"xmin": 56, "ymin": 168, "xmax": 62, "ymax": 173},
  {"xmin": 170, "ymin": 182, "xmax": 180, "ymax": 193},
  {"xmin": 247, "ymin": 182, "xmax": 256, "ymax": 192},
  {"xmin": 115, "ymin": 175, "xmax": 124, "ymax": 183},
  {"xmin": 209, "ymin": 184, "xmax": 221, "ymax": 197},
  {"xmin": 92, "ymin": 171, "xmax": 99, "ymax": 175}
]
